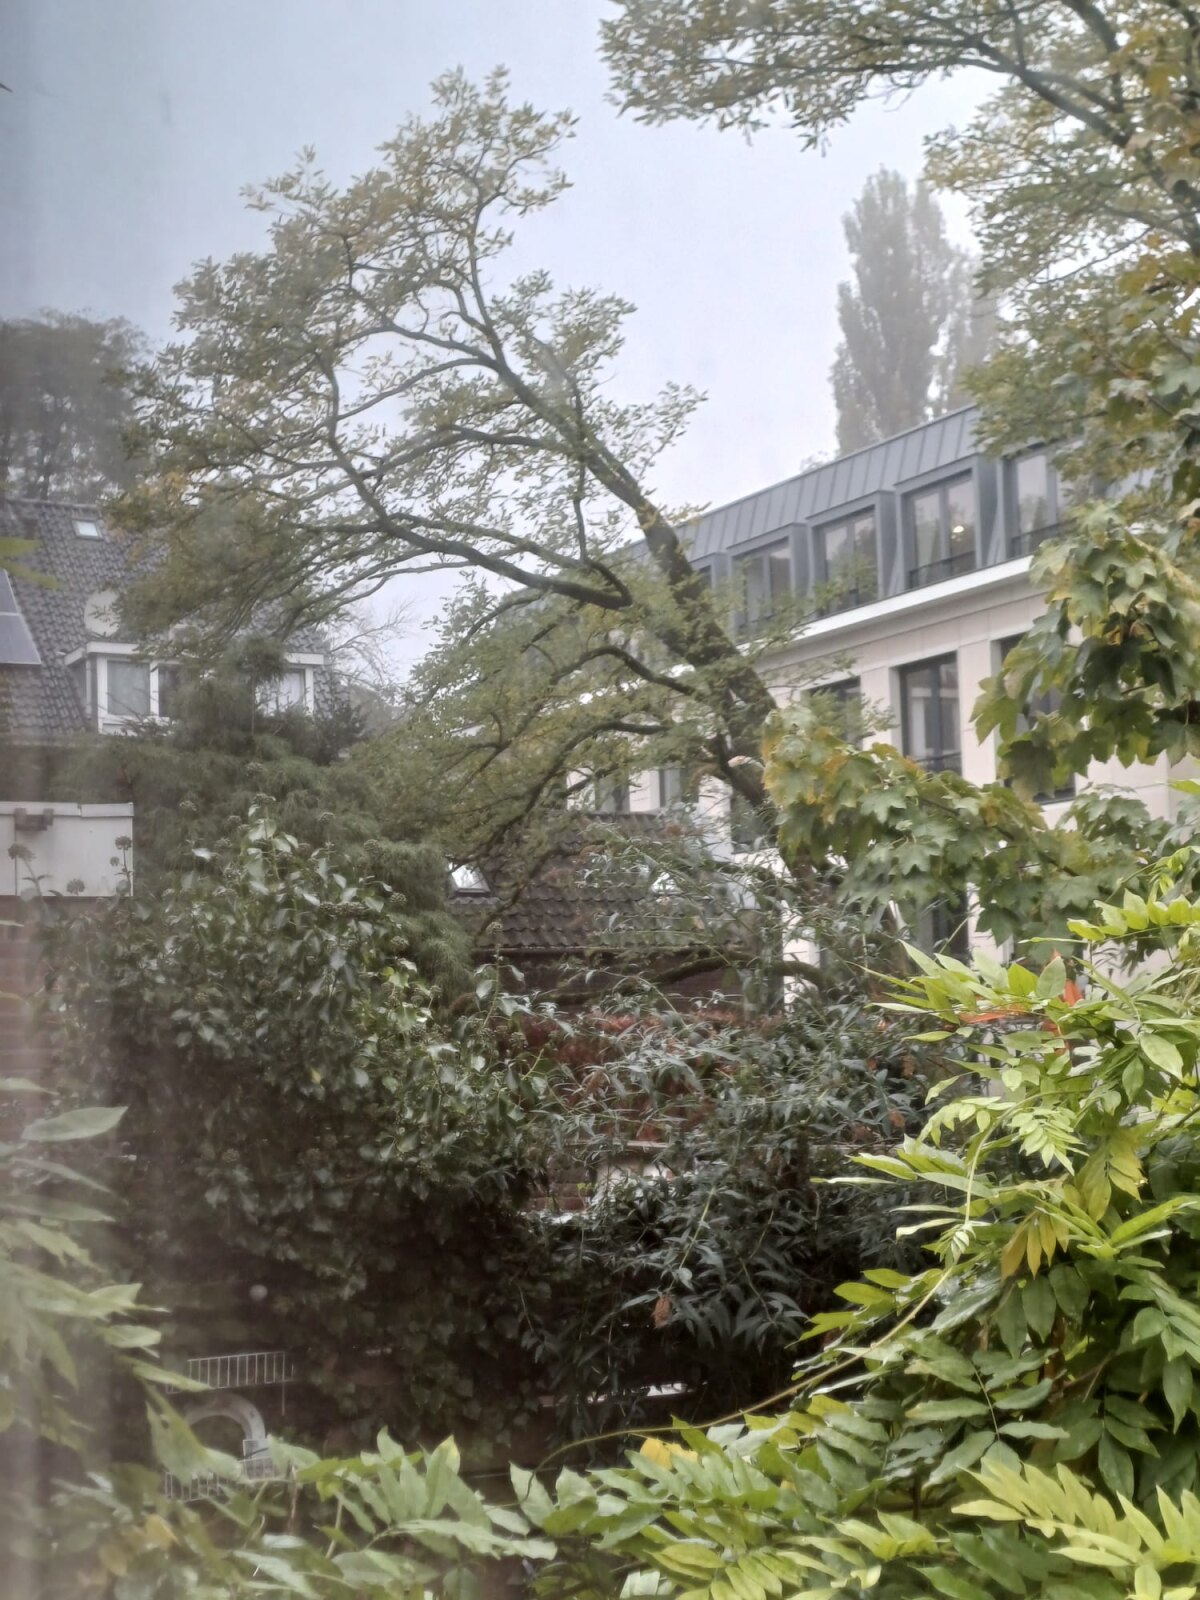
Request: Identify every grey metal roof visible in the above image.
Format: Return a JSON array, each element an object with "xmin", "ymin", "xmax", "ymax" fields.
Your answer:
[{"xmin": 684, "ymin": 406, "xmax": 979, "ymax": 559}]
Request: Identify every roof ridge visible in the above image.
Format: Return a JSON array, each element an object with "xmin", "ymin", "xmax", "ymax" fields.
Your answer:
[
  {"xmin": 686, "ymin": 403, "xmax": 979, "ymax": 529},
  {"xmin": 1, "ymin": 495, "xmax": 105, "ymax": 516}
]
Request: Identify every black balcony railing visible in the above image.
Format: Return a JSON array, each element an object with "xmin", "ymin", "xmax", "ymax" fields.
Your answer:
[
  {"xmin": 915, "ymin": 750, "xmax": 962, "ymax": 775},
  {"xmin": 1008, "ymin": 522, "xmax": 1066, "ymax": 560},
  {"xmin": 815, "ymin": 584, "xmax": 878, "ymax": 618},
  {"xmin": 907, "ymin": 550, "xmax": 976, "ymax": 589}
]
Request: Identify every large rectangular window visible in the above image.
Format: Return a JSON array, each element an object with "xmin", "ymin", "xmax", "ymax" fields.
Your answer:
[
  {"xmin": 906, "ymin": 474, "xmax": 977, "ymax": 588},
  {"xmin": 106, "ymin": 658, "xmax": 152, "ymax": 719},
  {"xmin": 656, "ymin": 766, "xmax": 689, "ymax": 809},
  {"xmin": 900, "ymin": 655, "xmax": 961, "ymax": 775},
  {"xmin": 733, "ymin": 539, "xmax": 792, "ymax": 634},
  {"xmin": 997, "ymin": 634, "xmax": 1075, "ymax": 800},
  {"xmin": 95, "ymin": 657, "xmax": 186, "ymax": 725},
  {"xmin": 258, "ymin": 667, "xmax": 309, "ymax": 715},
  {"xmin": 1007, "ymin": 450, "xmax": 1074, "ymax": 558},
  {"xmin": 814, "ymin": 511, "xmax": 877, "ymax": 613}
]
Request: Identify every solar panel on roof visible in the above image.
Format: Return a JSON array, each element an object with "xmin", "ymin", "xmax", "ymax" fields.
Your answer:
[{"xmin": 0, "ymin": 571, "xmax": 42, "ymax": 666}]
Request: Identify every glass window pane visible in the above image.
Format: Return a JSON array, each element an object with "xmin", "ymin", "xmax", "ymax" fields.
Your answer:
[
  {"xmin": 821, "ymin": 514, "xmax": 876, "ymax": 607},
  {"xmin": 766, "ymin": 543, "xmax": 791, "ymax": 603},
  {"xmin": 735, "ymin": 552, "xmax": 766, "ymax": 625},
  {"xmin": 736, "ymin": 542, "xmax": 790, "ymax": 628},
  {"xmin": 107, "ymin": 658, "xmax": 151, "ymax": 718},
  {"xmin": 935, "ymin": 658, "xmax": 960, "ymax": 757},
  {"xmin": 658, "ymin": 767, "xmax": 683, "ymax": 807},
  {"xmin": 902, "ymin": 657, "xmax": 959, "ymax": 773},
  {"xmin": 1015, "ymin": 453, "xmax": 1050, "ymax": 533},
  {"xmin": 821, "ymin": 521, "xmax": 849, "ymax": 579},
  {"xmin": 852, "ymin": 513, "xmax": 878, "ymax": 599},
  {"xmin": 903, "ymin": 665, "xmax": 936, "ymax": 765},
  {"xmin": 945, "ymin": 477, "xmax": 976, "ymax": 560},
  {"xmin": 911, "ymin": 490, "xmax": 941, "ymax": 569},
  {"xmin": 261, "ymin": 668, "xmax": 308, "ymax": 713}
]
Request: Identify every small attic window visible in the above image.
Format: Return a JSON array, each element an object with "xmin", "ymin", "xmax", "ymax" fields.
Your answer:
[
  {"xmin": 74, "ymin": 518, "xmax": 101, "ymax": 539},
  {"xmin": 449, "ymin": 863, "xmax": 489, "ymax": 895}
]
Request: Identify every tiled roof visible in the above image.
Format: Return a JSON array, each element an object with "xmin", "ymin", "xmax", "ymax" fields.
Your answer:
[
  {"xmin": 684, "ymin": 406, "xmax": 979, "ymax": 559},
  {"xmin": 0, "ymin": 496, "xmax": 334, "ymax": 743},
  {"xmin": 452, "ymin": 812, "xmax": 714, "ymax": 958},
  {"xmin": 0, "ymin": 497, "xmax": 130, "ymax": 740}
]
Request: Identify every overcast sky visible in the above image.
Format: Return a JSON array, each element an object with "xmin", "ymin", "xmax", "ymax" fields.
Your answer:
[{"xmin": 0, "ymin": 0, "xmax": 984, "ymax": 664}]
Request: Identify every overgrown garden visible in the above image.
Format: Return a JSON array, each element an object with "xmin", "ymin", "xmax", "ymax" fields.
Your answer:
[{"xmin": 12, "ymin": 0, "xmax": 1200, "ymax": 1595}]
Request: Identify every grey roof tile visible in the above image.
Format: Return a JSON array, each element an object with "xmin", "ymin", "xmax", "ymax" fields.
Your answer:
[
  {"xmin": 0, "ymin": 496, "xmax": 335, "ymax": 744},
  {"xmin": 452, "ymin": 813, "xmax": 705, "ymax": 957}
]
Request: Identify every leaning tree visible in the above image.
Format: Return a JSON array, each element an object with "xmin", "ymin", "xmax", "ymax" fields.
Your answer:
[{"xmin": 115, "ymin": 70, "xmax": 776, "ymax": 834}]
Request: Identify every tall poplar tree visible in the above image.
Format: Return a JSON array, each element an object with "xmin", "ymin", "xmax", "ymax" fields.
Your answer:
[{"xmin": 831, "ymin": 169, "xmax": 987, "ymax": 452}]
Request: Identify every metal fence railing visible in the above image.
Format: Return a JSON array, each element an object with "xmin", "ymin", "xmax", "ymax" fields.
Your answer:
[
  {"xmin": 162, "ymin": 1441, "xmax": 280, "ymax": 1502},
  {"xmin": 162, "ymin": 1350, "xmax": 292, "ymax": 1393}
]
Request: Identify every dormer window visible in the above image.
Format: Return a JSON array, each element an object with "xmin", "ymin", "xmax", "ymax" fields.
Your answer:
[
  {"xmin": 75, "ymin": 653, "xmax": 182, "ymax": 728},
  {"xmin": 74, "ymin": 519, "xmax": 101, "ymax": 539},
  {"xmin": 1007, "ymin": 450, "xmax": 1074, "ymax": 558},
  {"xmin": 814, "ymin": 512, "xmax": 877, "ymax": 614},
  {"xmin": 906, "ymin": 475, "xmax": 977, "ymax": 588},
  {"xmin": 733, "ymin": 539, "xmax": 792, "ymax": 635}
]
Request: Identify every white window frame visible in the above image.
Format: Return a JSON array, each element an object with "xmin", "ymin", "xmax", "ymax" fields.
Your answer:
[
  {"xmin": 64, "ymin": 642, "xmax": 318, "ymax": 731},
  {"xmin": 95, "ymin": 656, "xmax": 174, "ymax": 729},
  {"xmin": 256, "ymin": 665, "xmax": 315, "ymax": 716}
]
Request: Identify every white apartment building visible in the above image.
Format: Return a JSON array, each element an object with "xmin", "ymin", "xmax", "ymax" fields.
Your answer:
[{"xmin": 613, "ymin": 405, "xmax": 1185, "ymax": 952}]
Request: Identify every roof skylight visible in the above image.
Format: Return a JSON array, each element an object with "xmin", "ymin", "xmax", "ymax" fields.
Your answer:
[{"xmin": 449, "ymin": 863, "xmax": 489, "ymax": 894}]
